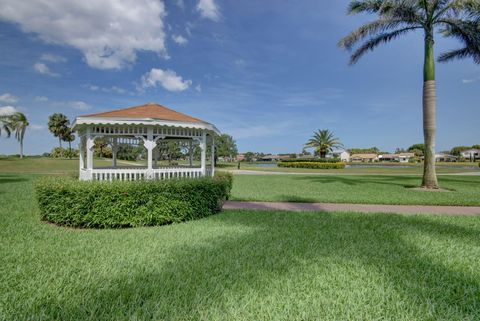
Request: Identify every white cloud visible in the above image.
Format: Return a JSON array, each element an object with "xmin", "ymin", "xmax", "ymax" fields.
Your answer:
[
  {"xmin": 69, "ymin": 101, "xmax": 92, "ymax": 111},
  {"xmin": 34, "ymin": 96, "xmax": 49, "ymax": 102},
  {"xmin": 195, "ymin": 84, "xmax": 202, "ymax": 92},
  {"xmin": 33, "ymin": 62, "xmax": 59, "ymax": 77},
  {"xmin": 197, "ymin": 0, "xmax": 220, "ymax": 21},
  {"xmin": 0, "ymin": 93, "xmax": 18, "ymax": 104},
  {"xmin": 0, "ymin": 106, "xmax": 19, "ymax": 116},
  {"xmin": 0, "ymin": 0, "xmax": 167, "ymax": 70},
  {"xmin": 172, "ymin": 34, "xmax": 188, "ymax": 46},
  {"xmin": 88, "ymin": 85, "xmax": 126, "ymax": 94},
  {"xmin": 462, "ymin": 76, "xmax": 480, "ymax": 84},
  {"xmin": 40, "ymin": 53, "xmax": 67, "ymax": 63},
  {"xmin": 30, "ymin": 124, "xmax": 46, "ymax": 131},
  {"xmin": 175, "ymin": 0, "xmax": 185, "ymax": 9},
  {"xmin": 141, "ymin": 68, "xmax": 192, "ymax": 92}
]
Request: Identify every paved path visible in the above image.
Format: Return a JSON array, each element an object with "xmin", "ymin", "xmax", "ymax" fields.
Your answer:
[
  {"xmin": 224, "ymin": 201, "xmax": 480, "ymax": 216},
  {"xmin": 226, "ymin": 170, "xmax": 480, "ymax": 176}
]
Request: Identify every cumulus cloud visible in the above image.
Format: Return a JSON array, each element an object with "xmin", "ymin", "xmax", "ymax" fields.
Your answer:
[
  {"xmin": 197, "ymin": 0, "xmax": 220, "ymax": 21},
  {"xmin": 40, "ymin": 53, "xmax": 67, "ymax": 63},
  {"xmin": 0, "ymin": 106, "xmax": 19, "ymax": 116},
  {"xmin": 0, "ymin": 93, "xmax": 18, "ymax": 104},
  {"xmin": 33, "ymin": 62, "xmax": 59, "ymax": 76},
  {"xmin": 172, "ymin": 34, "xmax": 188, "ymax": 46},
  {"xmin": 88, "ymin": 85, "xmax": 127, "ymax": 94},
  {"xmin": 0, "ymin": 0, "xmax": 167, "ymax": 70},
  {"xmin": 141, "ymin": 68, "xmax": 192, "ymax": 92}
]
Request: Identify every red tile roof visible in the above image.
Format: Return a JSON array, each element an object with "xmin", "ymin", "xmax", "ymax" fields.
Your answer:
[{"xmin": 81, "ymin": 102, "xmax": 207, "ymax": 124}]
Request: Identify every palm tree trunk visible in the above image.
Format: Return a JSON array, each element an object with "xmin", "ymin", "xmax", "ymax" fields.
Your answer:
[
  {"xmin": 59, "ymin": 137, "xmax": 62, "ymax": 148},
  {"xmin": 421, "ymin": 32, "xmax": 439, "ymax": 189},
  {"xmin": 20, "ymin": 138, "xmax": 23, "ymax": 159},
  {"xmin": 68, "ymin": 141, "xmax": 72, "ymax": 159}
]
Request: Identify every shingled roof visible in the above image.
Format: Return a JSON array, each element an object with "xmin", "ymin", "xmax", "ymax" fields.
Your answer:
[{"xmin": 81, "ymin": 102, "xmax": 207, "ymax": 124}]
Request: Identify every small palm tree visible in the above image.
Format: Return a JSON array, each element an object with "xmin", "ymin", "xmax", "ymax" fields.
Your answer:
[
  {"xmin": 9, "ymin": 112, "xmax": 29, "ymax": 158},
  {"xmin": 305, "ymin": 130, "xmax": 343, "ymax": 158},
  {"xmin": 48, "ymin": 113, "xmax": 69, "ymax": 148},
  {"xmin": 339, "ymin": 0, "xmax": 480, "ymax": 188}
]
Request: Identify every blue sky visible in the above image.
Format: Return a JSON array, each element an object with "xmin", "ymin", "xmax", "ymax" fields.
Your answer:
[{"xmin": 0, "ymin": 0, "xmax": 478, "ymax": 155}]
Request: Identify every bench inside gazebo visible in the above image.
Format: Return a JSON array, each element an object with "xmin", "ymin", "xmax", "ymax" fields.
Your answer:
[{"xmin": 72, "ymin": 102, "xmax": 219, "ymax": 181}]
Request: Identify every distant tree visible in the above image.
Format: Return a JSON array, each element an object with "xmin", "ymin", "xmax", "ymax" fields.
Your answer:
[
  {"xmin": 349, "ymin": 147, "xmax": 380, "ymax": 154},
  {"xmin": 305, "ymin": 129, "xmax": 343, "ymax": 158},
  {"xmin": 62, "ymin": 128, "xmax": 76, "ymax": 159},
  {"xmin": 244, "ymin": 152, "xmax": 255, "ymax": 162},
  {"xmin": 8, "ymin": 112, "xmax": 29, "ymax": 158},
  {"xmin": 408, "ymin": 144, "xmax": 425, "ymax": 153},
  {"xmin": 94, "ymin": 137, "xmax": 110, "ymax": 158},
  {"xmin": 161, "ymin": 141, "xmax": 183, "ymax": 164},
  {"xmin": 215, "ymin": 134, "xmax": 238, "ymax": 161},
  {"xmin": 48, "ymin": 113, "xmax": 69, "ymax": 148},
  {"xmin": 450, "ymin": 146, "xmax": 471, "ymax": 156},
  {"xmin": 471, "ymin": 144, "xmax": 480, "ymax": 149},
  {"xmin": 395, "ymin": 147, "xmax": 407, "ymax": 154},
  {"xmin": 116, "ymin": 143, "xmax": 144, "ymax": 161}
]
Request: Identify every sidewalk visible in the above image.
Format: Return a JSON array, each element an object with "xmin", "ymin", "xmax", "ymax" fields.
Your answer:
[{"xmin": 223, "ymin": 201, "xmax": 480, "ymax": 216}]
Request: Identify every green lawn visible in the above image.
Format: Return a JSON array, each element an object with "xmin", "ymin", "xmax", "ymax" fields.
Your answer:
[
  {"xmin": 232, "ymin": 163, "xmax": 480, "ymax": 175},
  {"xmin": 1, "ymin": 174, "xmax": 480, "ymax": 320},
  {"xmin": 231, "ymin": 174, "xmax": 480, "ymax": 206}
]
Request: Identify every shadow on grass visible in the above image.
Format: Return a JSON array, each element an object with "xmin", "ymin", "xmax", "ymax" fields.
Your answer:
[
  {"xmin": 31, "ymin": 212, "xmax": 480, "ymax": 320},
  {"xmin": 0, "ymin": 174, "xmax": 29, "ymax": 185}
]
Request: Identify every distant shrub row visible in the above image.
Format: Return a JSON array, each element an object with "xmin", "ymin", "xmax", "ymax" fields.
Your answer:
[
  {"xmin": 278, "ymin": 162, "xmax": 346, "ymax": 169},
  {"xmin": 279, "ymin": 158, "xmax": 341, "ymax": 163},
  {"xmin": 34, "ymin": 173, "xmax": 233, "ymax": 228}
]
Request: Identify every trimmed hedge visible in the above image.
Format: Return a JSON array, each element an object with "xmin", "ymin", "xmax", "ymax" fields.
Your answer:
[
  {"xmin": 278, "ymin": 162, "xmax": 346, "ymax": 169},
  {"xmin": 279, "ymin": 158, "xmax": 341, "ymax": 163},
  {"xmin": 34, "ymin": 173, "xmax": 233, "ymax": 228}
]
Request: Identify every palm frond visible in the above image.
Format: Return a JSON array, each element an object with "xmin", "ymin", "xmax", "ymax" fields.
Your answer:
[{"xmin": 349, "ymin": 27, "xmax": 420, "ymax": 64}]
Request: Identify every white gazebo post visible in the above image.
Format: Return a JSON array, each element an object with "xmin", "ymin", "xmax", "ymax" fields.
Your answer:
[
  {"xmin": 111, "ymin": 137, "xmax": 118, "ymax": 167},
  {"xmin": 188, "ymin": 140, "xmax": 193, "ymax": 167},
  {"xmin": 85, "ymin": 128, "xmax": 95, "ymax": 180},
  {"xmin": 144, "ymin": 127, "xmax": 157, "ymax": 179},
  {"xmin": 78, "ymin": 137, "xmax": 85, "ymax": 171},
  {"xmin": 211, "ymin": 136, "xmax": 215, "ymax": 176},
  {"xmin": 200, "ymin": 130, "xmax": 206, "ymax": 176}
]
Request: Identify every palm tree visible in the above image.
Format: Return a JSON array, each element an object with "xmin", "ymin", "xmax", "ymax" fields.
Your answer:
[
  {"xmin": 48, "ymin": 113, "xmax": 69, "ymax": 148},
  {"xmin": 305, "ymin": 129, "xmax": 343, "ymax": 158},
  {"xmin": 62, "ymin": 128, "xmax": 75, "ymax": 159},
  {"xmin": 339, "ymin": 0, "xmax": 480, "ymax": 189},
  {"xmin": 8, "ymin": 112, "xmax": 29, "ymax": 158},
  {"xmin": 0, "ymin": 115, "xmax": 12, "ymax": 138}
]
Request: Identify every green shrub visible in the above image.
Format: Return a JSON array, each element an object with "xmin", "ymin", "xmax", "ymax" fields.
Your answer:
[
  {"xmin": 279, "ymin": 158, "xmax": 340, "ymax": 163},
  {"xmin": 278, "ymin": 162, "xmax": 346, "ymax": 169},
  {"xmin": 34, "ymin": 173, "xmax": 233, "ymax": 228}
]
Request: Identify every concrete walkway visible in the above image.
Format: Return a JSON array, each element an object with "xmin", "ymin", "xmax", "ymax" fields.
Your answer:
[{"xmin": 224, "ymin": 201, "xmax": 480, "ymax": 216}]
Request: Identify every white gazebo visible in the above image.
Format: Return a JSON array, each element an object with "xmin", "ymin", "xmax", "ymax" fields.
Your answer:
[{"xmin": 72, "ymin": 102, "xmax": 219, "ymax": 181}]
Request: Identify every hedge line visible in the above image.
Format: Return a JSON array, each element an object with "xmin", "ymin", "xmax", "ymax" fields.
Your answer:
[
  {"xmin": 279, "ymin": 158, "xmax": 340, "ymax": 163},
  {"xmin": 34, "ymin": 173, "xmax": 233, "ymax": 228},
  {"xmin": 278, "ymin": 162, "xmax": 346, "ymax": 169}
]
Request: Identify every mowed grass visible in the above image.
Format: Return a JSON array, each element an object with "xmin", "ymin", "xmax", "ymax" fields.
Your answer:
[
  {"xmin": 231, "ymin": 174, "xmax": 480, "ymax": 206},
  {"xmin": 0, "ymin": 157, "xmax": 124, "ymax": 174},
  {"xmin": 1, "ymin": 174, "xmax": 480, "ymax": 321}
]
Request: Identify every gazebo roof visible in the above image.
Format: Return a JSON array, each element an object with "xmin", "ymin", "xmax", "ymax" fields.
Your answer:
[{"xmin": 73, "ymin": 102, "xmax": 219, "ymax": 134}]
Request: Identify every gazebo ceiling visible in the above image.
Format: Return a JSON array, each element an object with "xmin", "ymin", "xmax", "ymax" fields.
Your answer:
[{"xmin": 73, "ymin": 102, "xmax": 219, "ymax": 134}]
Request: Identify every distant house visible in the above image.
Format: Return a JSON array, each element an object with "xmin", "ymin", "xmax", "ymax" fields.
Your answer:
[
  {"xmin": 397, "ymin": 153, "xmax": 415, "ymax": 163},
  {"xmin": 236, "ymin": 154, "xmax": 245, "ymax": 162},
  {"xmin": 329, "ymin": 150, "xmax": 350, "ymax": 162},
  {"xmin": 460, "ymin": 149, "xmax": 480, "ymax": 161},
  {"xmin": 435, "ymin": 153, "xmax": 458, "ymax": 162},
  {"xmin": 350, "ymin": 153, "xmax": 379, "ymax": 163},
  {"xmin": 379, "ymin": 153, "xmax": 415, "ymax": 163}
]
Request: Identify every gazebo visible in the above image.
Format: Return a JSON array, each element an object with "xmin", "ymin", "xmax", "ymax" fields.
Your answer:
[{"xmin": 72, "ymin": 102, "xmax": 219, "ymax": 181}]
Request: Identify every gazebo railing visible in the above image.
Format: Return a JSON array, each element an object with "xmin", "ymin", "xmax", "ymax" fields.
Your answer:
[{"xmin": 84, "ymin": 167, "xmax": 206, "ymax": 181}]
